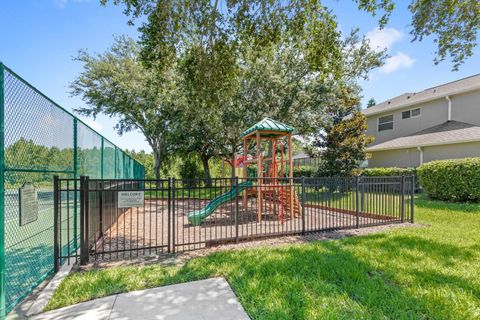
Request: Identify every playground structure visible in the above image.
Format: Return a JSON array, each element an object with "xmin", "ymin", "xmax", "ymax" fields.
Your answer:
[
  {"xmin": 241, "ymin": 118, "xmax": 302, "ymax": 222},
  {"xmin": 188, "ymin": 118, "xmax": 302, "ymax": 225}
]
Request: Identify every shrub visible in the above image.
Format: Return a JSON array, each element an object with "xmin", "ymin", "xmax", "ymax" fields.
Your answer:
[
  {"xmin": 357, "ymin": 167, "xmax": 416, "ymax": 177},
  {"xmin": 417, "ymin": 158, "xmax": 480, "ymax": 202},
  {"xmin": 293, "ymin": 166, "xmax": 317, "ymax": 177},
  {"xmin": 179, "ymin": 156, "xmax": 204, "ymax": 187}
]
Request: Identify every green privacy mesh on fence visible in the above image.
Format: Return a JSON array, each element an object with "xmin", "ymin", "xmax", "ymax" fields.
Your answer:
[{"xmin": 0, "ymin": 63, "xmax": 145, "ymax": 316}]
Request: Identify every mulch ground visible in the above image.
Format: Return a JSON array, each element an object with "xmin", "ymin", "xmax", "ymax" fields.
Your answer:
[
  {"xmin": 92, "ymin": 198, "xmax": 394, "ymax": 258},
  {"xmin": 82, "ymin": 196, "xmax": 419, "ymax": 269}
]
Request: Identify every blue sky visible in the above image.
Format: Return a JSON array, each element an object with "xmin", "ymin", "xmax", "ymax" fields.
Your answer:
[{"xmin": 1, "ymin": 0, "xmax": 479, "ymax": 152}]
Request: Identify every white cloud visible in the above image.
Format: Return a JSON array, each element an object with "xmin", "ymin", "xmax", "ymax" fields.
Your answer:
[
  {"xmin": 366, "ymin": 27, "xmax": 404, "ymax": 53},
  {"xmin": 380, "ymin": 52, "xmax": 416, "ymax": 74},
  {"xmin": 82, "ymin": 118, "xmax": 104, "ymax": 132}
]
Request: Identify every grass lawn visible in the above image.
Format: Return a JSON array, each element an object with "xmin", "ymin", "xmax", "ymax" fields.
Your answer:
[{"xmin": 45, "ymin": 195, "xmax": 480, "ymax": 319}]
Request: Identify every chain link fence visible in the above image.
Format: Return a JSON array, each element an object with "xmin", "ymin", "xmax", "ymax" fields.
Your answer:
[{"xmin": 0, "ymin": 63, "xmax": 145, "ymax": 316}]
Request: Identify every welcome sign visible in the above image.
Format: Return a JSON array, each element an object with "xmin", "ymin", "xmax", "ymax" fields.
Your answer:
[{"xmin": 118, "ymin": 191, "xmax": 145, "ymax": 208}]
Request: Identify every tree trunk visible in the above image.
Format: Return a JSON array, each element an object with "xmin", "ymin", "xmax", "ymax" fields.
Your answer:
[
  {"xmin": 200, "ymin": 154, "xmax": 212, "ymax": 187},
  {"xmin": 153, "ymin": 148, "xmax": 162, "ymax": 181}
]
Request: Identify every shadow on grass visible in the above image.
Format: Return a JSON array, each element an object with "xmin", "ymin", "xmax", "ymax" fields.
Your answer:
[
  {"xmin": 170, "ymin": 236, "xmax": 474, "ymax": 319},
  {"xmin": 49, "ymin": 232, "xmax": 478, "ymax": 319},
  {"xmin": 348, "ymin": 233, "xmax": 478, "ymax": 265},
  {"xmin": 414, "ymin": 194, "xmax": 480, "ymax": 213}
]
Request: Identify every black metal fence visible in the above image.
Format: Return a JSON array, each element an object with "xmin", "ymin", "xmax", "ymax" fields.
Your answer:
[
  {"xmin": 293, "ymin": 157, "xmax": 322, "ymax": 168},
  {"xmin": 54, "ymin": 176, "xmax": 414, "ymax": 266}
]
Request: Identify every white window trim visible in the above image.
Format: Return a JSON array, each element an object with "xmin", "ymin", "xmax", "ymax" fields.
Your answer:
[
  {"xmin": 411, "ymin": 108, "xmax": 421, "ymax": 118},
  {"xmin": 402, "ymin": 110, "xmax": 411, "ymax": 119},
  {"xmin": 401, "ymin": 107, "xmax": 422, "ymax": 120},
  {"xmin": 377, "ymin": 114, "xmax": 394, "ymax": 132}
]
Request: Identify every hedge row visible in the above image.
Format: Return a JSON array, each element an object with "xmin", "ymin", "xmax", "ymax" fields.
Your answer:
[
  {"xmin": 417, "ymin": 157, "xmax": 480, "ymax": 202},
  {"xmin": 293, "ymin": 166, "xmax": 416, "ymax": 178},
  {"xmin": 292, "ymin": 166, "xmax": 317, "ymax": 177},
  {"xmin": 356, "ymin": 167, "xmax": 416, "ymax": 177}
]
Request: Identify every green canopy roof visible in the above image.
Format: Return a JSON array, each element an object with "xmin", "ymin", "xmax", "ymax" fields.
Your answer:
[{"xmin": 240, "ymin": 118, "xmax": 295, "ymax": 137}]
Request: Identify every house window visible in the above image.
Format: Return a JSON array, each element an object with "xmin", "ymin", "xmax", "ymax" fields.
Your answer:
[
  {"xmin": 411, "ymin": 108, "xmax": 421, "ymax": 117},
  {"xmin": 378, "ymin": 115, "xmax": 394, "ymax": 132},
  {"xmin": 402, "ymin": 108, "xmax": 421, "ymax": 120}
]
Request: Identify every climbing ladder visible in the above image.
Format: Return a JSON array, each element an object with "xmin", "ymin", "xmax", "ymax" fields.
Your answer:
[{"xmin": 277, "ymin": 186, "xmax": 302, "ymax": 218}]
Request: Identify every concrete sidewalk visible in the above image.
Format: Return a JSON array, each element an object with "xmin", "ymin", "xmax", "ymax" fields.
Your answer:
[{"xmin": 31, "ymin": 278, "xmax": 250, "ymax": 320}]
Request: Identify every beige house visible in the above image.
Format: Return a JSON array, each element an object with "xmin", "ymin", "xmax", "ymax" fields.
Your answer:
[{"xmin": 363, "ymin": 74, "xmax": 480, "ymax": 168}]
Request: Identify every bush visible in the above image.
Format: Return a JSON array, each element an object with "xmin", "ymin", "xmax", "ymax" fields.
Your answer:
[
  {"xmin": 417, "ymin": 158, "xmax": 480, "ymax": 202},
  {"xmin": 293, "ymin": 166, "xmax": 317, "ymax": 177},
  {"xmin": 179, "ymin": 156, "xmax": 204, "ymax": 187},
  {"xmin": 357, "ymin": 167, "xmax": 416, "ymax": 177}
]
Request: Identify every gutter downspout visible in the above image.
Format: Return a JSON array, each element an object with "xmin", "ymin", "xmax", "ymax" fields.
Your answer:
[
  {"xmin": 417, "ymin": 146, "xmax": 423, "ymax": 166},
  {"xmin": 446, "ymin": 95, "xmax": 452, "ymax": 121}
]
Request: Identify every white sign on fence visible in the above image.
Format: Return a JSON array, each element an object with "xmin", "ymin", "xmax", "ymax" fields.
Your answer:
[
  {"xmin": 118, "ymin": 191, "xmax": 145, "ymax": 208},
  {"xmin": 19, "ymin": 183, "xmax": 38, "ymax": 226}
]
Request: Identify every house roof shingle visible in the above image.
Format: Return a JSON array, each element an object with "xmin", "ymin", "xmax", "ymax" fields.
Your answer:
[
  {"xmin": 363, "ymin": 74, "xmax": 480, "ymax": 116},
  {"xmin": 367, "ymin": 121, "xmax": 480, "ymax": 151}
]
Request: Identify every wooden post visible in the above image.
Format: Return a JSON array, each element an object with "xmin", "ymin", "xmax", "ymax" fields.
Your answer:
[
  {"xmin": 288, "ymin": 134, "xmax": 294, "ymax": 217},
  {"xmin": 280, "ymin": 143, "xmax": 284, "ymax": 177},
  {"xmin": 257, "ymin": 131, "xmax": 262, "ymax": 222}
]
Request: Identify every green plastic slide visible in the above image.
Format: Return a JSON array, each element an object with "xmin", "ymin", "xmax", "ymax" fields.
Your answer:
[{"xmin": 188, "ymin": 181, "xmax": 253, "ymax": 226}]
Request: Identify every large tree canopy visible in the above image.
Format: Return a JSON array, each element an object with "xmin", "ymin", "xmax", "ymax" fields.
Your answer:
[
  {"xmin": 84, "ymin": 0, "xmax": 480, "ymax": 179},
  {"xmin": 102, "ymin": 0, "xmax": 480, "ymax": 70},
  {"xmin": 88, "ymin": 0, "xmax": 388, "ymax": 179},
  {"xmin": 70, "ymin": 36, "xmax": 179, "ymax": 179},
  {"xmin": 409, "ymin": 0, "xmax": 480, "ymax": 70}
]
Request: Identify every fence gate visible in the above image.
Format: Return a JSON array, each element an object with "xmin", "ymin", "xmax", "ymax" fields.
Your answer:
[
  {"xmin": 55, "ymin": 176, "xmax": 414, "ymax": 266},
  {"xmin": 55, "ymin": 177, "xmax": 170, "ymax": 266}
]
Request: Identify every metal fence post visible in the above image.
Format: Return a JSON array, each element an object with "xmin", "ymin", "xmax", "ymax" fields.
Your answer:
[
  {"xmin": 301, "ymin": 177, "xmax": 305, "ymax": 235},
  {"xmin": 53, "ymin": 176, "xmax": 60, "ymax": 273},
  {"xmin": 0, "ymin": 62, "xmax": 6, "ymax": 320},
  {"xmin": 361, "ymin": 181, "xmax": 365, "ymax": 212},
  {"xmin": 79, "ymin": 176, "xmax": 85, "ymax": 264},
  {"xmin": 410, "ymin": 175, "xmax": 415, "ymax": 223},
  {"xmin": 400, "ymin": 176, "xmax": 405, "ymax": 223},
  {"xmin": 167, "ymin": 178, "xmax": 171, "ymax": 253},
  {"xmin": 98, "ymin": 181, "xmax": 103, "ymax": 238},
  {"xmin": 73, "ymin": 119, "xmax": 78, "ymax": 252},
  {"xmin": 80, "ymin": 176, "xmax": 90, "ymax": 265},
  {"xmin": 171, "ymin": 178, "xmax": 176, "ymax": 254},
  {"xmin": 235, "ymin": 177, "xmax": 239, "ymax": 243},
  {"xmin": 355, "ymin": 176, "xmax": 360, "ymax": 228}
]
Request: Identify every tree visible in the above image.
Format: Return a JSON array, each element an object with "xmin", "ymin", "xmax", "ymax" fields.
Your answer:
[
  {"xmin": 409, "ymin": 0, "xmax": 480, "ymax": 70},
  {"xmin": 70, "ymin": 36, "xmax": 179, "ymax": 179},
  {"xmin": 126, "ymin": 149, "xmax": 156, "ymax": 179},
  {"xmin": 99, "ymin": 0, "xmax": 385, "ymax": 182},
  {"xmin": 366, "ymin": 98, "xmax": 377, "ymax": 108},
  {"xmin": 218, "ymin": 30, "xmax": 385, "ymax": 176},
  {"xmin": 355, "ymin": 0, "xmax": 480, "ymax": 70},
  {"xmin": 312, "ymin": 83, "xmax": 374, "ymax": 177},
  {"xmin": 171, "ymin": 39, "xmax": 239, "ymax": 186},
  {"xmin": 102, "ymin": 0, "xmax": 480, "ymax": 70}
]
